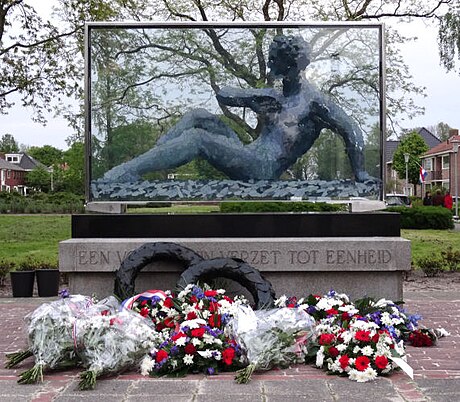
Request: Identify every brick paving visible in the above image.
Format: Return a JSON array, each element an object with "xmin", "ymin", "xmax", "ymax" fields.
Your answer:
[{"xmin": 0, "ymin": 289, "xmax": 459, "ymax": 401}]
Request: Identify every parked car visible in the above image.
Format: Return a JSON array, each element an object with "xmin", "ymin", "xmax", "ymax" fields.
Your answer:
[{"xmin": 385, "ymin": 194, "xmax": 412, "ymax": 207}]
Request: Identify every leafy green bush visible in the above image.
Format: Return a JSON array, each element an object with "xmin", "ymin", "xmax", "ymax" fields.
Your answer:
[
  {"xmin": 416, "ymin": 256, "xmax": 444, "ymax": 277},
  {"xmin": 220, "ymin": 201, "xmax": 347, "ymax": 213},
  {"xmin": 386, "ymin": 206, "xmax": 454, "ymax": 229},
  {"xmin": 441, "ymin": 246, "xmax": 460, "ymax": 272},
  {"xmin": 0, "ymin": 192, "xmax": 84, "ymax": 214},
  {"xmin": 0, "ymin": 260, "xmax": 16, "ymax": 286}
]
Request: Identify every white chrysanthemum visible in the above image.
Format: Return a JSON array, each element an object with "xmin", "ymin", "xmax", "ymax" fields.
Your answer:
[
  {"xmin": 213, "ymin": 351, "xmax": 222, "ymax": 360},
  {"xmin": 341, "ymin": 330, "xmax": 353, "ymax": 344},
  {"xmin": 374, "ymin": 298, "xmax": 393, "ymax": 308},
  {"xmin": 353, "ymin": 346, "xmax": 361, "ymax": 355},
  {"xmin": 171, "ymin": 359, "xmax": 178, "ymax": 369},
  {"xmin": 213, "ymin": 338, "xmax": 223, "ymax": 346},
  {"xmin": 183, "ymin": 354, "xmax": 194, "ymax": 365},
  {"xmin": 351, "ymin": 320, "xmax": 379, "ymax": 330},
  {"xmin": 328, "ymin": 360, "xmax": 342, "ymax": 373},
  {"xmin": 348, "ymin": 367, "xmax": 378, "ymax": 382},
  {"xmin": 140, "ymin": 356, "xmax": 154, "ymax": 376},
  {"xmin": 198, "ymin": 350, "xmax": 213, "ymax": 358},
  {"xmin": 180, "ymin": 318, "xmax": 207, "ymax": 329},
  {"xmin": 203, "ymin": 334, "xmax": 215, "ymax": 344},
  {"xmin": 316, "ymin": 347, "xmax": 325, "ymax": 367},
  {"xmin": 192, "ymin": 337, "xmax": 201, "ymax": 346},
  {"xmin": 336, "ymin": 343, "xmax": 347, "ymax": 352},
  {"xmin": 175, "ymin": 336, "xmax": 187, "ymax": 347},
  {"xmin": 360, "ymin": 346, "xmax": 374, "ymax": 357}
]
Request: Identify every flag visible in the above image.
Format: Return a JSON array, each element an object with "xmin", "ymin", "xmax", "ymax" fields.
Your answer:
[{"xmin": 419, "ymin": 166, "xmax": 428, "ymax": 183}]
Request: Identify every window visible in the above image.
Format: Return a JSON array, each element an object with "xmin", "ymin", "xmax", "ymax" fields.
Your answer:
[
  {"xmin": 442, "ymin": 155, "xmax": 450, "ymax": 169},
  {"xmin": 424, "ymin": 158, "xmax": 433, "ymax": 171},
  {"xmin": 6, "ymin": 170, "xmax": 10, "ymax": 179}
]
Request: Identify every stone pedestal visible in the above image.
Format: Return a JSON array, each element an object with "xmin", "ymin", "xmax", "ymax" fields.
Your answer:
[{"xmin": 59, "ymin": 236, "xmax": 410, "ymax": 301}]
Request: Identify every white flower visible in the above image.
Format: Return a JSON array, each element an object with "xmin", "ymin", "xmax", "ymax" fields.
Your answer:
[
  {"xmin": 336, "ymin": 343, "xmax": 347, "ymax": 352},
  {"xmin": 192, "ymin": 337, "xmax": 201, "ymax": 346},
  {"xmin": 175, "ymin": 336, "xmax": 187, "ymax": 347},
  {"xmin": 203, "ymin": 334, "xmax": 215, "ymax": 344},
  {"xmin": 171, "ymin": 359, "xmax": 178, "ymax": 369},
  {"xmin": 180, "ymin": 318, "xmax": 207, "ymax": 330},
  {"xmin": 275, "ymin": 295, "xmax": 288, "ymax": 307},
  {"xmin": 316, "ymin": 347, "xmax": 325, "ymax": 367},
  {"xmin": 183, "ymin": 354, "xmax": 194, "ymax": 365},
  {"xmin": 140, "ymin": 356, "xmax": 154, "ymax": 376},
  {"xmin": 348, "ymin": 367, "xmax": 378, "ymax": 382},
  {"xmin": 360, "ymin": 346, "xmax": 374, "ymax": 357},
  {"xmin": 353, "ymin": 346, "xmax": 361, "ymax": 355},
  {"xmin": 198, "ymin": 350, "xmax": 213, "ymax": 358},
  {"xmin": 328, "ymin": 360, "xmax": 343, "ymax": 373}
]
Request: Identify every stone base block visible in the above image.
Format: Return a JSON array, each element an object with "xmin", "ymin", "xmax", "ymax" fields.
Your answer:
[{"xmin": 59, "ymin": 237, "xmax": 411, "ymax": 301}]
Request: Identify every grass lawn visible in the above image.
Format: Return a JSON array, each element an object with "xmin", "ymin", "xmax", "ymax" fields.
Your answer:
[
  {"xmin": 0, "ymin": 213, "xmax": 458, "ymax": 269},
  {"xmin": 0, "ymin": 215, "xmax": 71, "ymax": 265}
]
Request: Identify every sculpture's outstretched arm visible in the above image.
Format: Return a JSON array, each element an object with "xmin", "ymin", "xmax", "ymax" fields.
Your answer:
[
  {"xmin": 216, "ymin": 86, "xmax": 282, "ymax": 114},
  {"xmin": 311, "ymin": 97, "xmax": 370, "ymax": 182}
]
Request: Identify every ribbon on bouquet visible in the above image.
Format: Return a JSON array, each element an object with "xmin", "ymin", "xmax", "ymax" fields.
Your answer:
[{"xmin": 121, "ymin": 290, "xmax": 168, "ymax": 311}]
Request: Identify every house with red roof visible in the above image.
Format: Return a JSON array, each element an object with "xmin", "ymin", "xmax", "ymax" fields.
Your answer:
[{"xmin": 420, "ymin": 129, "xmax": 460, "ymax": 194}]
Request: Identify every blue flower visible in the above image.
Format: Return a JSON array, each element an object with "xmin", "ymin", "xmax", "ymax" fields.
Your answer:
[
  {"xmin": 207, "ymin": 367, "xmax": 216, "ymax": 375},
  {"xmin": 170, "ymin": 346, "xmax": 179, "ymax": 356},
  {"xmin": 192, "ymin": 286, "xmax": 205, "ymax": 299},
  {"xmin": 306, "ymin": 306, "xmax": 317, "ymax": 315},
  {"xmin": 59, "ymin": 288, "xmax": 70, "ymax": 298}
]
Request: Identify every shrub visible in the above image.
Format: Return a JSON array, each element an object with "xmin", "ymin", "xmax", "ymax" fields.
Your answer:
[
  {"xmin": 441, "ymin": 246, "xmax": 460, "ymax": 272},
  {"xmin": 0, "ymin": 260, "xmax": 16, "ymax": 286},
  {"xmin": 220, "ymin": 201, "xmax": 347, "ymax": 213},
  {"xmin": 416, "ymin": 256, "xmax": 444, "ymax": 277},
  {"xmin": 386, "ymin": 206, "xmax": 454, "ymax": 229},
  {"xmin": 0, "ymin": 191, "xmax": 84, "ymax": 214}
]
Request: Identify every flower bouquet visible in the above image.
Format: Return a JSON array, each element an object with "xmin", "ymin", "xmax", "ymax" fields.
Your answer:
[
  {"xmin": 74, "ymin": 307, "xmax": 161, "ymax": 390},
  {"xmin": 136, "ymin": 285, "xmax": 248, "ymax": 377},
  {"xmin": 230, "ymin": 305, "xmax": 315, "ymax": 383},
  {"xmin": 5, "ymin": 294, "xmax": 95, "ymax": 384}
]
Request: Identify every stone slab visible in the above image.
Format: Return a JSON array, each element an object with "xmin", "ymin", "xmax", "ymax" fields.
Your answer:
[{"xmin": 59, "ymin": 237, "xmax": 410, "ymax": 301}]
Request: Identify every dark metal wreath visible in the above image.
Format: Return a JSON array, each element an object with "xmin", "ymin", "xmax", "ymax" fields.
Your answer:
[
  {"xmin": 177, "ymin": 258, "xmax": 276, "ymax": 309},
  {"xmin": 113, "ymin": 242, "xmax": 276, "ymax": 309},
  {"xmin": 114, "ymin": 242, "xmax": 204, "ymax": 301}
]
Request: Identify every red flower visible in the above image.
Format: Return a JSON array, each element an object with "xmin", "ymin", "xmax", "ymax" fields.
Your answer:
[
  {"xmin": 204, "ymin": 290, "xmax": 218, "ymax": 297},
  {"xmin": 328, "ymin": 346, "xmax": 339, "ymax": 358},
  {"xmin": 164, "ymin": 297, "xmax": 174, "ymax": 308},
  {"xmin": 191, "ymin": 327, "xmax": 206, "ymax": 338},
  {"xmin": 223, "ymin": 296, "xmax": 233, "ymax": 303},
  {"xmin": 139, "ymin": 307, "xmax": 150, "ymax": 317},
  {"xmin": 326, "ymin": 308, "xmax": 339, "ymax": 315},
  {"xmin": 319, "ymin": 333, "xmax": 335, "ymax": 345},
  {"xmin": 171, "ymin": 332, "xmax": 187, "ymax": 341},
  {"xmin": 187, "ymin": 311, "xmax": 197, "ymax": 320},
  {"xmin": 163, "ymin": 317, "xmax": 175, "ymax": 328},
  {"xmin": 339, "ymin": 354, "xmax": 350, "ymax": 370},
  {"xmin": 222, "ymin": 347, "xmax": 235, "ymax": 365},
  {"xmin": 341, "ymin": 312, "xmax": 350, "ymax": 321},
  {"xmin": 140, "ymin": 300, "xmax": 148, "ymax": 306},
  {"xmin": 371, "ymin": 333, "xmax": 380, "ymax": 343},
  {"xmin": 355, "ymin": 356, "xmax": 370, "ymax": 371},
  {"xmin": 408, "ymin": 330, "xmax": 434, "ymax": 347},
  {"xmin": 190, "ymin": 295, "xmax": 198, "ymax": 303},
  {"xmin": 156, "ymin": 322, "xmax": 165, "ymax": 331},
  {"xmin": 155, "ymin": 349, "xmax": 168, "ymax": 363},
  {"xmin": 287, "ymin": 303, "xmax": 296, "ymax": 308},
  {"xmin": 208, "ymin": 301, "xmax": 219, "ymax": 313},
  {"xmin": 184, "ymin": 343, "xmax": 197, "ymax": 355},
  {"xmin": 375, "ymin": 355, "xmax": 389, "ymax": 370},
  {"xmin": 355, "ymin": 330, "xmax": 371, "ymax": 342},
  {"xmin": 101, "ymin": 310, "xmax": 109, "ymax": 316},
  {"xmin": 209, "ymin": 314, "xmax": 221, "ymax": 328}
]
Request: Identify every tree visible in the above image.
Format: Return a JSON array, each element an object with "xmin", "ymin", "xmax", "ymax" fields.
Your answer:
[
  {"xmin": 427, "ymin": 122, "xmax": 452, "ymax": 141},
  {"xmin": 25, "ymin": 166, "xmax": 52, "ymax": 193},
  {"xmin": 60, "ymin": 141, "xmax": 84, "ymax": 194},
  {"xmin": 28, "ymin": 145, "xmax": 63, "ymax": 167},
  {"xmin": 392, "ymin": 131, "xmax": 429, "ymax": 196},
  {"xmin": 438, "ymin": 2, "xmax": 460, "ymax": 74},
  {"xmin": 0, "ymin": 133, "xmax": 19, "ymax": 153}
]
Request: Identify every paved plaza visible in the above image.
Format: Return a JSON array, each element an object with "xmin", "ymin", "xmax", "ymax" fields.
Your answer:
[{"xmin": 0, "ymin": 288, "xmax": 459, "ymax": 401}]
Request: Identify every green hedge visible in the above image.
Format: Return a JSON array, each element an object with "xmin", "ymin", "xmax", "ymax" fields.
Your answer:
[
  {"xmin": 220, "ymin": 201, "xmax": 347, "ymax": 213},
  {"xmin": 0, "ymin": 191, "xmax": 84, "ymax": 214},
  {"xmin": 386, "ymin": 206, "xmax": 454, "ymax": 229}
]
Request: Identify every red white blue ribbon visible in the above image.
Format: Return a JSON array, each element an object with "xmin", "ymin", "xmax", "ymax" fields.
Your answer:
[{"xmin": 121, "ymin": 289, "xmax": 167, "ymax": 310}]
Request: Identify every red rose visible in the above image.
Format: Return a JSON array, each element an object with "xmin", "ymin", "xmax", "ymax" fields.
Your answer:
[
  {"xmin": 140, "ymin": 300, "xmax": 148, "ymax": 306},
  {"xmin": 205, "ymin": 290, "xmax": 218, "ymax": 297},
  {"xmin": 191, "ymin": 327, "xmax": 206, "ymax": 338},
  {"xmin": 341, "ymin": 312, "xmax": 350, "ymax": 321},
  {"xmin": 171, "ymin": 332, "xmax": 187, "ymax": 341},
  {"xmin": 187, "ymin": 311, "xmax": 197, "ymax": 320},
  {"xmin": 208, "ymin": 301, "xmax": 219, "ymax": 313},
  {"xmin": 184, "ymin": 343, "xmax": 197, "ymax": 355},
  {"xmin": 155, "ymin": 349, "xmax": 168, "ymax": 363},
  {"xmin": 375, "ymin": 355, "xmax": 389, "ymax": 370},
  {"xmin": 355, "ymin": 356, "xmax": 370, "ymax": 371},
  {"xmin": 371, "ymin": 333, "xmax": 380, "ymax": 343},
  {"xmin": 328, "ymin": 346, "xmax": 339, "ymax": 358},
  {"xmin": 339, "ymin": 354, "xmax": 350, "ymax": 370},
  {"xmin": 223, "ymin": 296, "xmax": 233, "ymax": 303},
  {"xmin": 326, "ymin": 308, "xmax": 339, "ymax": 315},
  {"xmin": 156, "ymin": 322, "xmax": 165, "ymax": 331},
  {"xmin": 209, "ymin": 314, "xmax": 221, "ymax": 328},
  {"xmin": 355, "ymin": 330, "xmax": 371, "ymax": 342},
  {"xmin": 319, "ymin": 333, "xmax": 335, "ymax": 345},
  {"xmin": 190, "ymin": 295, "xmax": 198, "ymax": 303},
  {"xmin": 163, "ymin": 317, "xmax": 175, "ymax": 328},
  {"xmin": 222, "ymin": 347, "xmax": 235, "ymax": 365},
  {"xmin": 140, "ymin": 307, "xmax": 149, "ymax": 317},
  {"xmin": 164, "ymin": 297, "xmax": 174, "ymax": 308}
]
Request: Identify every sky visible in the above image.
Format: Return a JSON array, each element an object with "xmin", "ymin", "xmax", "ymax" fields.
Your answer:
[{"xmin": 1, "ymin": 7, "xmax": 460, "ymax": 151}]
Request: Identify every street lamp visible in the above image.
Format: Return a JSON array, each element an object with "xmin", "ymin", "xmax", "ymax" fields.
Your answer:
[
  {"xmin": 404, "ymin": 153, "xmax": 410, "ymax": 196},
  {"xmin": 451, "ymin": 139, "xmax": 459, "ymax": 220}
]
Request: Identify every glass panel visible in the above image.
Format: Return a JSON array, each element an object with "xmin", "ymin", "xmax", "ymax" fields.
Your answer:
[{"xmin": 87, "ymin": 24, "xmax": 383, "ymax": 202}]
